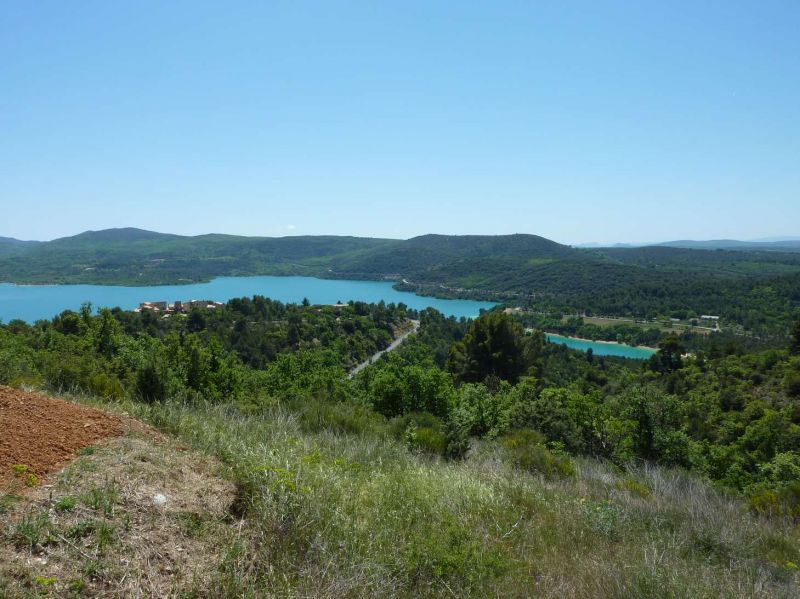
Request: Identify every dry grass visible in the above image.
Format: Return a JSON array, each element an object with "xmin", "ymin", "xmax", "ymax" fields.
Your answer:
[{"xmin": 0, "ymin": 424, "xmax": 237, "ymax": 598}]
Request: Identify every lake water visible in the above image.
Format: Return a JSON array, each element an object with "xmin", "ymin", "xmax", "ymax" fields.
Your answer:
[
  {"xmin": 546, "ymin": 333, "xmax": 657, "ymax": 360},
  {"xmin": 0, "ymin": 276, "xmax": 496, "ymax": 323}
]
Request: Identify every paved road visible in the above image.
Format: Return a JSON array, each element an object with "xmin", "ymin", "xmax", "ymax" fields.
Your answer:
[{"xmin": 348, "ymin": 320, "xmax": 420, "ymax": 378}]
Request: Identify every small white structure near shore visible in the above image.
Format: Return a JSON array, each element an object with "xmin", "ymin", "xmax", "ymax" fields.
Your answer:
[{"xmin": 135, "ymin": 299, "xmax": 223, "ymax": 314}]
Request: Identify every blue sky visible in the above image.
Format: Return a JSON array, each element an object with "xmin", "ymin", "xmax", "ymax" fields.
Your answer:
[{"xmin": 1, "ymin": 1, "xmax": 798, "ymax": 244}]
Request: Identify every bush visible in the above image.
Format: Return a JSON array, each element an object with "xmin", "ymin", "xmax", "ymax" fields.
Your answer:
[
  {"xmin": 413, "ymin": 426, "xmax": 447, "ymax": 455},
  {"xmin": 443, "ymin": 415, "xmax": 471, "ymax": 460},
  {"xmin": 41, "ymin": 352, "xmax": 85, "ymax": 393},
  {"xmin": 749, "ymin": 489, "xmax": 782, "ymax": 516},
  {"xmin": 400, "ymin": 519, "xmax": 510, "ymax": 587},
  {"xmin": 499, "ymin": 429, "xmax": 575, "ymax": 478},
  {"xmin": 452, "ymin": 383, "xmax": 500, "ymax": 437},
  {"xmin": 0, "ymin": 342, "xmax": 35, "ymax": 385},
  {"xmin": 366, "ymin": 361, "xmax": 455, "ymax": 418},
  {"xmin": 388, "ymin": 412, "xmax": 442, "ymax": 438},
  {"xmin": 748, "ymin": 482, "xmax": 800, "ymax": 519},
  {"xmin": 298, "ymin": 399, "xmax": 386, "ymax": 436},
  {"xmin": 87, "ymin": 372, "xmax": 125, "ymax": 400},
  {"xmin": 389, "ymin": 412, "xmax": 447, "ymax": 455},
  {"xmin": 135, "ymin": 362, "xmax": 167, "ymax": 403}
]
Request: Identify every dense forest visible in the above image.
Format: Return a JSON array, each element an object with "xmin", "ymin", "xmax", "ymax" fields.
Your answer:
[
  {"xmin": 2, "ymin": 299, "xmax": 799, "ymax": 515},
  {"xmin": 3, "ymin": 298, "xmax": 800, "ymax": 595}
]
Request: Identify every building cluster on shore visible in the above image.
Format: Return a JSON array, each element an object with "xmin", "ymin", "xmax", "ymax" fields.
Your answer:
[{"xmin": 134, "ymin": 299, "xmax": 224, "ymax": 314}]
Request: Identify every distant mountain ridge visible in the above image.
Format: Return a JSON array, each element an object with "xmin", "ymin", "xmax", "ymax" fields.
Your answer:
[
  {"xmin": 654, "ymin": 239, "xmax": 800, "ymax": 251},
  {"xmin": 0, "ymin": 235, "xmax": 42, "ymax": 259},
  {"xmin": 0, "ymin": 228, "xmax": 396, "ymax": 285},
  {"xmin": 0, "ymin": 236, "xmax": 41, "ymax": 245},
  {"xmin": 1, "ymin": 228, "xmax": 590, "ymax": 287},
  {"xmin": 2, "ymin": 227, "xmax": 800, "ymax": 301},
  {"xmin": 329, "ymin": 233, "xmax": 576, "ymax": 279},
  {"xmin": 577, "ymin": 238, "xmax": 800, "ymax": 251}
]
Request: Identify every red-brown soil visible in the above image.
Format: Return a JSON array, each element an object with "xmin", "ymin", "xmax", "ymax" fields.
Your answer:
[{"xmin": 0, "ymin": 385, "xmax": 123, "ymax": 486}]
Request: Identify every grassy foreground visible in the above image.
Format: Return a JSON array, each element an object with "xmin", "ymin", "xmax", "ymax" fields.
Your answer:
[{"xmin": 3, "ymin": 395, "xmax": 796, "ymax": 597}]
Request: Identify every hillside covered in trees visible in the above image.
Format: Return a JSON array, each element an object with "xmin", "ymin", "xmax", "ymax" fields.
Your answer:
[
  {"xmin": 3, "ymin": 228, "xmax": 800, "ymax": 337},
  {"xmin": 2, "ymin": 301, "xmax": 800, "ymax": 507},
  {"xmin": 2, "ymin": 299, "xmax": 800, "ymax": 595}
]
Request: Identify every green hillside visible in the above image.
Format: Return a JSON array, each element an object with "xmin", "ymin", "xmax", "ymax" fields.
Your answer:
[
  {"xmin": 0, "ymin": 228, "xmax": 394, "ymax": 285},
  {"xmin": 3, "ymin": 228, "xmax": 800, "ymax": 335},
  {"xmin": 2, "ymin": 302, "xmax": 800, "ymax": 596},
  {"xmin": 329, "ymin": 236, "xmax": 800, "ymax": 335},
  {"xmin": 0, "ymin": 236, "xmax": 41, "ymax": 259}
]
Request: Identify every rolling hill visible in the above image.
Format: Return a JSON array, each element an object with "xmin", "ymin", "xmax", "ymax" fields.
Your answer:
[
  {"xmin": 2, "ymin": 228, "xmax": 800, "ymax": 332},
  {"xmin": 0, "ymin": 236, "xmax": 41, "ymax": 259},
  {"xmin": 0, "ymin": 228, "xmax": 395, "ymax": 285}
]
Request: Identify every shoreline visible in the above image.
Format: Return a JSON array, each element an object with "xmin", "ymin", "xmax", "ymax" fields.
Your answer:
[
  {"xmin": 545, "ymin": 332, "xmax": 658, "ymax": 353},
  {"xmin": 0, "ymin": 275, "xmax": 496, "ymax": 323},
  {"xmin": 1, "ymin": 274, "xmax": 500, "ymax": 307}
]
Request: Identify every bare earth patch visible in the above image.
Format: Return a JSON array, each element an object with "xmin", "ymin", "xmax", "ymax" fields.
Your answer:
[
  {"xmin": 0, "ymin": 406, "xmax": 237, "ymax": 598},
  {"xmin": 0, "ymin": 385, "xmax": 123, "ymax": 487}
]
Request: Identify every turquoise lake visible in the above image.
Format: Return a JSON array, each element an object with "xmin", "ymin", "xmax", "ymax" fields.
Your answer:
[
  {"xmin": 0, "ymin": 276, "xmax": 496, "ymax": 323},
  {"xmin": 546, "ymin": 333, "xmax": 657, "ymax": 360}
]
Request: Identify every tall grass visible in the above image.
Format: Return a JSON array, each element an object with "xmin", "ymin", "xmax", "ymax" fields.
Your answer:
[{"xmin": 86, "ymin": 397, "xmax": 799, "ymax": 598}]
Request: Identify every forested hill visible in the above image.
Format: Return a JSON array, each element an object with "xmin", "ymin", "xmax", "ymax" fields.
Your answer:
[
  {"xmin": 3, "ymin": 228, "xmax": 800, "ymax": 334},
  {"xmin": 7, "ymin": 228, "xmax": 800, "ymax": 288},
  {"xmin": 0, "ymin": 236, "xmax": 41, "ymax": 258},
  {"xmin": 0, "ymin": 229, "xmax": 584, "ymax": 285},
  {"xmin": 0, "ymin": 236, "xmax": 37, "ymax": 245},
  {"xmin": 0, "ymin": 228, "xmax": 396, "ymax": 285},
  {"xmin": 328, "ymin": 233, "xmax": 577, "ymax": 277},
  {"xmin": 337, "ymin": 237, "xmax": 800, "ymax": 333}
]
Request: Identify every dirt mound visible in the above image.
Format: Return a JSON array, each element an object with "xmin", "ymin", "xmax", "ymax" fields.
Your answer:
[{"xmin": 0, "ymin": 385, "xmax": 123, "ymax": 486}]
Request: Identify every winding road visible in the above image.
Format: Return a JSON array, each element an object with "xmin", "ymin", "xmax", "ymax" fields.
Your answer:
[{"xmin": 348, "ymin": 320, "xmax": 420, "ymax": 378}]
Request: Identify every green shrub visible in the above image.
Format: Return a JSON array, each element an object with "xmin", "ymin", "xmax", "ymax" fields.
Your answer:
[
  {"xmin": 400, "ymin": 519, "xmax": 510, "ymax": 587},
  {"xmin": 443, "ymin": 415, "xmax": 471, "ymax": 460},
  {"xmin": 54, "ymin": 496, "xmax": 77, "ymax": 512},
  {"xmin": 580, "ymin": 499, "xmax": 621, "ymax": 539},
  {"xmin": 500, "ymin": 429, "xmax": 575, "ymax": 478},
  {"xmin": 298, "ymin": 399, "xmax": 385, "ymax": 436},
  {"xmin": 412, "ymin": 426, "xmax": 447, "ymax": 455},
  {"xmin": 749, "ymin": 482, "xmax": 800, "ymax": 519},
  {"xmin": 41, "ymin": 353, "xmax": 85, "ymax": 393},
  {"xmin": 0, "ymin": 343, "xmax": 35, "ymax": 385},
  {"xmin": 135, "ymin": 362, "xmax": 168, "ymax": 403},
  {"xmin": 388, "ymin": 411, "xmax": 442, "ymax": 438},
  {"xmin": 389, "ymin": 412, "xmax": 447, "ymax": 455},
  {"xmin": 87, "ymin": 372, "xmax": 125, "ymax": 400}
]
